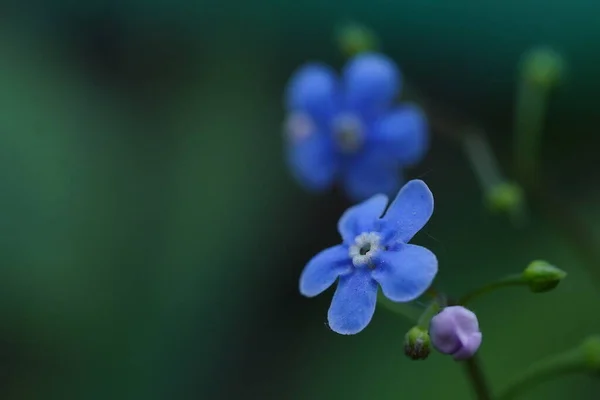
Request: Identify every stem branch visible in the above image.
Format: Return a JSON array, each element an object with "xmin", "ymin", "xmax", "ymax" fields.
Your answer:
[
  {"xmin": 458, "ymin": 274, "xmax": 527, "ymax": 306},
  {"xmin": 496, "ymin": 348, "xmax": 586, "ymax": 400}
]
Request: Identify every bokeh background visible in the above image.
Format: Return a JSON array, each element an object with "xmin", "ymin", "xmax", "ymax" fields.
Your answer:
[{"xmin": 0, "ymin": 1, "xmax": 598, "ymax": 399}]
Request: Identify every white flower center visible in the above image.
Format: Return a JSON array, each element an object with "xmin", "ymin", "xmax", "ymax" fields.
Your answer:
[
  {"xmin": 284, "ymin": 112, "xmax": 314, "ymax": 143},
  {"xmin": 332, "ymin": 113, "xmax": 364, "ymax": 153},
  {"xmin": 349, "ymin": 232, "xmax": 382, "ymax": 267}
]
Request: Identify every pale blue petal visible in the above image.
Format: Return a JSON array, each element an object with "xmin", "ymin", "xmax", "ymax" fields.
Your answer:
[
  {"xmin": 337, "ymin": 194, "xmax": 388, "ymax": 244},
  {"xmin": 372, "ymin": 105, "xmax": 429, "ymax": 166},
  {"xmin": 342, "ymin": 52, "xmax": 400, "ymax": 118},
  {"xmin": 299, "ymin": 245, "xmax": 352, "ymax": 297},
  {"xmin": 342, "ymin": 151, "xmax": 401, "ymax": 201},
  {"xmin": 381, "ymin": 179, "xmax": 434, "ymax": 243},
  {"xmin": 286, "ymin": 63, "xmax": 339, "ymax": 123},
  {"xmin": 371, "ymin": 244, "xmax": 438, "ymax": 302},
  {"xmin": 287, "ymin": 131, "xmax": 337, "ymax": 191},
  {"xmin": 327, "ymin": 269, "xmax": 378, "ymax": 334}
]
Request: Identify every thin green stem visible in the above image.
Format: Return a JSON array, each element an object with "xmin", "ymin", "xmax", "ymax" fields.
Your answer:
[
  {"xmin": 376, "ymin": 291, "xmax": 421, "ymax": 322},
  {"xmin": 462, "ymin": 130, "xmax": 527, "ymax": 226},
  {"xmin": 496, "ymin": 348, "xmax": 586, "ymax": 400},
  {"xmin": 458, "ymin": 274, "xmax": 527, "ymax": 306},
  {"xmin": 416, "ymin": 300, "xmax": 441, "ymax": 330},
  {"xmin": 462, "ymin": 129, "xmax": 504, "ymax": 193},
  {"xmin": 463, "ymin": 356, "xmax": 493, "ymax": 400},
  {"xmin": 514, "ymin": 80, "xmax": 548, "ymax": 185}
]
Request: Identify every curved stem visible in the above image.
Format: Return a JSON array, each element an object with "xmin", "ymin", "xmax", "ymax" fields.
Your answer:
[
  {"xmin": 376, "ymin": 291, "xmax": 421, "ymax": 321},
  {"xmin": 496, "ymin": 348, "xmax": 586, "ymax": 400},
  {"xmin": 416, "ymin": 300, "xmax": 441, "ymax": 330},
  {"xmin": 463, "ymin": 356, "xmax": 492, "ymax": 400},
  {"xmin": 458, "ymin": 274, "xmax": 527, "ymax": 306}
]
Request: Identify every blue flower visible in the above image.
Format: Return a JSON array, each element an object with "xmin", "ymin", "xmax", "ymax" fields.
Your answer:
[
  {"xmin": 299, "ymin": 179, "xmax": 438, "ymax": 334},
  {"xmin": 284, "ymin": 52, "xmax": 429, "ymax": 201}
]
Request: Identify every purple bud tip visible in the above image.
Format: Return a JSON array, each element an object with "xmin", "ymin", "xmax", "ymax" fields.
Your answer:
[{"xmin": 429, "ymin": 306, "xmax": 482, "ymax": 360}]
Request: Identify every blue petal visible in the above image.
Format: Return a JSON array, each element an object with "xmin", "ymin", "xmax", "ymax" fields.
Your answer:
[
  {"xmin": 287, "ymin": 130, "xmax": 337, "ymax": 191},
  {"xmin": 337, "ymin": 194, "xmax": 388, "ymax": 244},
  {"xmin": 327, "ymin": 268, "xmax": 378, "ymax": 334},
  {"xmin": 299, "ymin": 245, "xmax": 352, "ymax": 297},
  {"xmin": 342, "ymin": 151, "xmax": 402, "ymax": 201},
  {"xmin": 372, "ymin": 244, "xmax": 438, "ymax": 302},
  {"xmin": 342, "ymin": 52, "xmax": 400, "ymax": 118},
  {"xmin": 380, "ymin": 179, "xmax": 433, "ymax": 243},
  {"xmin": 372, "ymin": 105, "xmax": 429, "ymax": 166},
  {"xmin": 286, "ymin": 63, "xmax": 339, "ymax": 123}
]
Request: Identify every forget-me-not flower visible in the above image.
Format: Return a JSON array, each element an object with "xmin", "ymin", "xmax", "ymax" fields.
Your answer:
[
  {"xmin": 299, "ymin": 179, "xmax": 438, "ymax": 334},
  {"xmin": 284, "ymin": 52, "xmax": 428, "ymax": 201}
]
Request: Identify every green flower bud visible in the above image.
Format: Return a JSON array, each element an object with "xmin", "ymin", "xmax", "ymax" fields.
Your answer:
[
  {"xmin": 486, "ymin": 182, "xmax": 524, "ymax": 213},
  {"xmin": 581, "ymin": 335, "xmax": 600, "ymax": 372},
  {"xmin": 404, "ymin": 326, "xmax": 431, "ymax": 360},
  {"xmin": 335, "ymin": 23, "xmax": 379, "ymax": 58},
  {"xmin": 520, "ymin": 47, "xmax": 564, "ymax": 90},
  {"xmin": 522, "ymin": 260, "xmax": 567, "ymax": 293}
]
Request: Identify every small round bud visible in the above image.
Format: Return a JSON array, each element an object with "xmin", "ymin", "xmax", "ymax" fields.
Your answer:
[
  {"xmin": 522, "ymin": 260, "xmax": 567, "ymax": 293},
  {"xmin": 581, "ymin": 335, "xmax": 600, "ymax": 372},
  {"xmin": 520, "ymin": 47, "xmax": 564, "ymax": 90},
  {"xmin": 430, "ymin": 306, "xmax": 482, "ymax": 361},
  {"xmin": 404, "ymin": 326, "xmax": 431, "ymax": 360},
  {"xmin": 335, "ymin": 23, "xmax": 379, "ymax": 58},
  {"xmin": 486, "ymin": 182, "xmax": 524, "ymax": 213}
]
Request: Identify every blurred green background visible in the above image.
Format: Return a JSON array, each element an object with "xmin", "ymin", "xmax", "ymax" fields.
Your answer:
[{"xmin": 0, "ymin": 1, "xmax": 598, "ymax": 399}]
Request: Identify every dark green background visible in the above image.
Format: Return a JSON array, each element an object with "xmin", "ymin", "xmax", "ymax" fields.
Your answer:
[{"xmin": 0, "ymin": 1, "xmax": 598, "ymax": 399}]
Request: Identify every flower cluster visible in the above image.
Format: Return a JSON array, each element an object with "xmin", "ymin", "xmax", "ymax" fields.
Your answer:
[
  {"xmin": 287, "ymin": 52, "xmax": 487, "ymax": 362},
  {"xmin": 285, "ymin": 31, "xmax": 588, "ymax": 400},
  {"xmin": 284, "ymin": 52, "xmax": 429, "ymax": 201}
]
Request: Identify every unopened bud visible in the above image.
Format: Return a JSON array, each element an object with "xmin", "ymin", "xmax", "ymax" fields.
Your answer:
[
  {"xmin": 581, "ymin": 335, "xmax": 600, "ymax": 372},
  {"xmin": 487, "ymin": 182, "xmax": 524, "ymax": 213},
  {"xmin": 404, "ymin": 326, "xmax": 431, "ymax": 360},
  {"xmin": 522, "ymin": 260, "xmax": 566, "ymax": 293},
  {"xmin": 335, "ymin": 23, "xmax": 379, "ymax": 58},
  {"xmin": 521, "ymin": 47, "xmax": 564, "ymax": 90},
  {"xmin": 430, "ymin": 306, "xmax": 482, "ymax": 361}
]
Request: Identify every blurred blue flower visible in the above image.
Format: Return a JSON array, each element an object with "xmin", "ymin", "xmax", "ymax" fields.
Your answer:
[
  {"xmin": 284, "ymin": 52, "xmax": 429, "ymax": 200},
  {"xmin": 299, "ymin": 180, "xmax": 438, "ymax": 334}
]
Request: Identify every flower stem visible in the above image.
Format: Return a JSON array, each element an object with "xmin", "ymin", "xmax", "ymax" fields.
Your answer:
[
  {"xmin": 462, "ymin": 130, "xmax": 527, "ymax": 226},
  {"xmin": 513, "ymin": 47, "xmax": 563, "ymax": 187},
  {"xmin": 513, "ymin": 78, "xmax": 548, "ymax": 186},
  {"xmin": 416, "ymin": 300, "xmax": 441, "ymax": 330},
  {"xmin": 376, "ymin": 291, "xmax": 422, "ymax": 322},
  {"xmin": 495, "ymin": 347, "xmax": 587, "ymax": 400},
  {"xmin": 462, "ymin": 128, "xmax": 504, "ymax": 193},
  {"xmin": 458, "ymin": 274, "xmax": 527, "ymax": 306},
  {"xmin": 463, "ymin": 356, "xmax": 493, "ymax": 400}
]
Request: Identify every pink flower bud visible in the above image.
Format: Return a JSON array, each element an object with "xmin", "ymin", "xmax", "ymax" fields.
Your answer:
[{"xmin": 430, "ymin": 306, "xmax": 482, "ymax": 360}]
